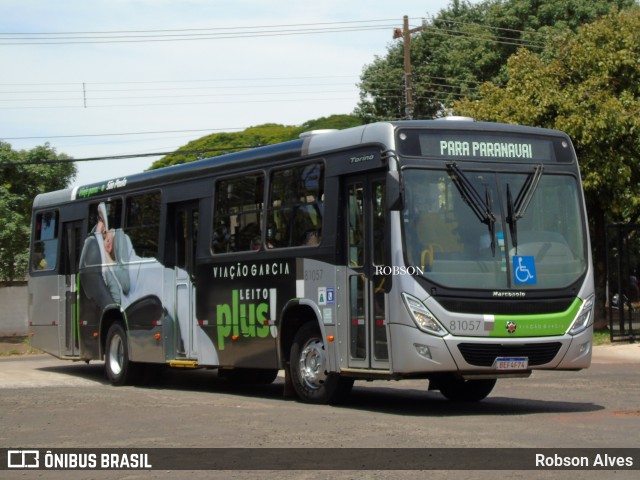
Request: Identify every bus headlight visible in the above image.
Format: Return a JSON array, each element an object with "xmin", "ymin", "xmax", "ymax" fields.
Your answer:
[
  {"xmin": 568, "ymin": 295, "xmax": 594, "ymax": 336},
  {"xmin": 402, "ymin": 293, "xmax": 447, "ymax": 336}
]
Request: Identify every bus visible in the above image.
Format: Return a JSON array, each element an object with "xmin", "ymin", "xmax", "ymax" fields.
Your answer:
[{"xmin": 28, "ymin": 119, "xmax": 594, "ymax": 404}]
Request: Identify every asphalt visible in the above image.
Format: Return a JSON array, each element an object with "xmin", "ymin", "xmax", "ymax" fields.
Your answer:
[
  {"xmin": 1, "ymin": 336, "xmax": 639, "ymax": 363},
  {"xmin": 591, "ymin": 342, "xmax": 640, "ymax": 364}
]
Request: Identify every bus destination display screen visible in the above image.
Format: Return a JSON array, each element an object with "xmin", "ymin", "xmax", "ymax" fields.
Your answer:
[{"xmin": 397, "ymin": 129, "xmax": 573, "ymax": 163}]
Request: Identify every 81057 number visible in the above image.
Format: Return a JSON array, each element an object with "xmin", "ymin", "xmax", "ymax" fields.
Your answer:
[{"xmin": 449, "ymin": 320, "xmax": 482, "ymax": 333}]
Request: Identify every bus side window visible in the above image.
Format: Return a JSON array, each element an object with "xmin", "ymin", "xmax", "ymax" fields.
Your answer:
[
  {"xmin": 124, "ymin": 192, "xmax": 161, "ymax": 259},
  {"xmin": 268, "ymin": 162, "xmax": 324, "ymax": 248},
  {"xmin": 212, "ymin": 174, "xmax": 264, "ymax": 253},
  {"xmin": 31, "ymin": 211, "xmax": 59, "ymax": 271}
]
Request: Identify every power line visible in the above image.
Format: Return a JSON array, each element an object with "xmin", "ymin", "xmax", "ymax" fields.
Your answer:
[
  {"xmin": 0, "ymin": 146, "xmax": 262, "ymax": 166},
  {"xmin": 0, "ymin": 21, "xmax": 399, "ymax": 45},
  {"xmin": 407, "ymin": 20, "xmax": 545, "ymax": 49},
  {"xmin": 0, "ymin": 90, "xmax": 356, "ymax": 103},
  {"xmin": 417, "ymin": 15, "xmax": 550, "ymax": 38},
  {"xmin": 0, "ymin": 75, "xmax": 359, "ymax": 87},
  {"xmin": 1, "ymin": 16, "xmax": 551, "ymax": 41},
  {"xmin": 425, "ymin": 25, "xmax": 545, "ymax": 49},
  {"xmin": 0, "ymin": 84, "xmax": 357, "ymax": 97},
  {"xmin": 1, "ymin": 128, "xmax": 246, "ymax": 140},
  {"xmin": 0, "ymin": 18, "xmax": 399, "ymax": 36},
  {"xmin": 0, "ymin": 75, "xmax": 482, "ymax": 109},
  {"xmin": 0, "ymin": 74, "xmax": 365, "ymax": 109},
  {"xmin": 0, "ymin": 69, "xmax": 484, "ymax": 110},
  {"xmin": 0, "ymin": 96, "xmax": 356, "ymax": 110},
  {"xmin": 0, "ymin": 26, "xmax": 395, "ymax": 44},
  {"xmin": 88, "ymin": 82, "xmax": 355, "ymax": 92},
  {"xmin": 0, "ymin": 16, "xmax": 552, "ymax": 46}
]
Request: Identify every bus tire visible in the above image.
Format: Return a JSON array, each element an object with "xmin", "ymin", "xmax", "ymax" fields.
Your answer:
[
  {"xmin": 104, "ymin": 322, "xmax": 139, "ymax": 386},
  {"xmin": 435, "ymin": 375, "xmax": 496, "ymax": 402},
  {"xmin": 290, "ymin": 322, "xmax": 353, "ymax": 404}
]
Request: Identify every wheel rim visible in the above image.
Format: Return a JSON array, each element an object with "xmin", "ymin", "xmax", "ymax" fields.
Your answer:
[
  {"xmin": 108, "ymin": 333, "xmax": 124, "ymax": 376},
  {"xmin": 298, "ymin": 338, "xmax": 327, "ymax": 390}
]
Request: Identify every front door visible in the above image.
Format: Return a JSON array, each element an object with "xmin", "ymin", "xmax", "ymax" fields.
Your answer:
[
  {"xmin": 167, "ymin": 201, "xmax": 199, "ymax": 358},
  {"xmin": 345, "ymin": 173, "xmax": 389, "ymax": 370}
]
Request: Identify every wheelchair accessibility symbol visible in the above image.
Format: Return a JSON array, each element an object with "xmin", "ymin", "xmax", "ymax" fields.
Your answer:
[{"xmin": 513, "ymin": 256, "xmax": 537, "ymax": 284}]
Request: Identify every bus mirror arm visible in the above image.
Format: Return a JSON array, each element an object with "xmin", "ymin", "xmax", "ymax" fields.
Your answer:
[{"xmin": 386, "ymin": 171, "xmax": 404, "ymax": 211}]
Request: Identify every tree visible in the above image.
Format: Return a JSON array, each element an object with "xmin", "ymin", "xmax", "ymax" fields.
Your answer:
[
  {"xmin": 354, "ymin": 46, "xmax": 408, "ymax": 122},
  {"xmin": 0, "ymin": 142, "xmax": 76, "ymax": 284},
  {"xmin": 453, "ymin": 7, "xmax": 640, "ymax": 327},
  {"xmin": 355, "ymin": 0, "xmax": 635, "ymax": 122},
  {"xmin": 151, "ymin": 114, "xmax": 363, "ymax": 168}
]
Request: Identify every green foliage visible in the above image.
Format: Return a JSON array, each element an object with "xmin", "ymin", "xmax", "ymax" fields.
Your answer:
[
  {"xmin": 299, "ymin": 114, "xmax": 363, "ymax": 132},
  {"xmin": 152, "ymin": 114, "xmax": 363, "ymax": 168},
  {"xmin": 354, "ymin": 47, "xmax": 407, "ymax": 122},
  {"xmin": 0, "ymin": 142, "xmax": 76, "ymax": 284},
  {"xmin": 356, "ymin": 0, "xmax": 635, "ymax": 121},
  {"xmin": 453, "ymin": 7, "xmax": 640, "ymax": 326},
  {"xmin": 454, "ymin": 7, "xmax": 640, "ymax": 222}
]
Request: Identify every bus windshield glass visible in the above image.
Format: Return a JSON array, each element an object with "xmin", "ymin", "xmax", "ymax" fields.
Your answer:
[{"xmin": 402, "ymin": 168, "xmax": 587, "ymax": 290}]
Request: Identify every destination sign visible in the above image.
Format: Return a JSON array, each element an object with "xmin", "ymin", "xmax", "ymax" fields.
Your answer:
[
  {"xmin": 439, "ymin": 140, "xmax": 533, "ymax": 159},
  {"xmin": 421, "ymin": 133, "xmax": 552, "ymax": 161},
  {"xmin": 397, "ymin": 129, "xmax": 572, "ymax": 163}
]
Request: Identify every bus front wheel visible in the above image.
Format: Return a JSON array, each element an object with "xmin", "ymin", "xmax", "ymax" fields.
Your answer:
[
  {"xmin": 290, "ymin": 322, "xmax": 353, "ymax": 404},
  {"xmin": 434, "ymin": 375, "xmax": 496, "ymax": 402},
  {"xmin": 104, "ymin": 322, "xmax": 139, "ymax": 386}
]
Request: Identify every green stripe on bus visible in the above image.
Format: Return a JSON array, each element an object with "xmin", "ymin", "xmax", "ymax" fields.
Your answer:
[{"xmin": 488, "ymin": 298, "xmax": 582, "ymax": 337}]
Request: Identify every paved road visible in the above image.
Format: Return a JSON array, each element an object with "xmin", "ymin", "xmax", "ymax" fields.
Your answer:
[{"xmin": 1, "ymin": 345, "xmax": 639, "ymax": 479}]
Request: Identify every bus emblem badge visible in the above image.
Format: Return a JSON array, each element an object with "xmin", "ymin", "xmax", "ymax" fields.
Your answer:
[{"xmin": 506, "ymin": 321, "xmax": 517, "ymax": 334}]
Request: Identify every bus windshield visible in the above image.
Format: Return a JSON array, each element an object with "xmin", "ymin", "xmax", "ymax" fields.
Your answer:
[{"xmin": 402, "ymin": 168, "xmax": 587, "ymax": 290}]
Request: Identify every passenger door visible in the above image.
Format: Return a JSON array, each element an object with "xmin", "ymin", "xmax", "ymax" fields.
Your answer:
[
  {"xmin": 167, "ymin": 201, "xmax": 199, "ymax": 358},
  {"xmin": 344, "ymin": 173, "xmax": 389, "ymax": 370},
  {"xmin": 60, "ymin": 220, "xmax": 83, "ymax": 357}
]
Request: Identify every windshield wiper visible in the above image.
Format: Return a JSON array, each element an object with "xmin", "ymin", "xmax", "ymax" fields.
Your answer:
[
  {"xmin": 446, "ymin": 163, "xmax": 496, "ymax": 255},
  {"xmin": 506, "ymin": 164, "xmax": 544, "ymax": 251}
]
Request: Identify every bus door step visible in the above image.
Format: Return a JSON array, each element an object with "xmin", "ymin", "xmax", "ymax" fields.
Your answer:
[{"xmin": 168, "ymin": 360, "xmax": 199, "ymax": 368}]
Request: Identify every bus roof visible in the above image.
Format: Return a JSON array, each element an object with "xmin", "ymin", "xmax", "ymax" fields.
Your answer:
[{"xmin": 33, "ymin": 120, "xmax": 571, "ymax": 209}]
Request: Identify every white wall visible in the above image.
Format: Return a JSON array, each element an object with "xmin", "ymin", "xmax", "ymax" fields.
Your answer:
[{"xmin": 0, "ymin": 286, "xmax": 28, "ymax": 336}]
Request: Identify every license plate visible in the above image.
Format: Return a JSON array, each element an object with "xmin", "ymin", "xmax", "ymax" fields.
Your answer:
[{"xmin": 493, "ymin": 357, "xmax": 529, "ymax": 370}]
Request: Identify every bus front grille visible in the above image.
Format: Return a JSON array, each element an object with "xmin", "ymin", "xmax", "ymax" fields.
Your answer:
[{"xmin": 457, "ymin": 342, "xmax": 563, "ymax": 367}]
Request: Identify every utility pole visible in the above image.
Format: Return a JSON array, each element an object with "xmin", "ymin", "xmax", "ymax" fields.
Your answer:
[{"xmin": 393, "ymin": 15, "xmax": 428, "ymax": 120}]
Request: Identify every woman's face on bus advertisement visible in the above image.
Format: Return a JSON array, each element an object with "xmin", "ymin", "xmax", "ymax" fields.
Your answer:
[{"xmin": 103, "ymin": 230, "xmax": 115, "ymax": 256}]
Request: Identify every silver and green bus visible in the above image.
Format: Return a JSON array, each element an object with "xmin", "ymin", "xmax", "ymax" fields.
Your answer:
[{"xmin": 28, "ymin": 119, "xmax": 594, "ymax": 403}]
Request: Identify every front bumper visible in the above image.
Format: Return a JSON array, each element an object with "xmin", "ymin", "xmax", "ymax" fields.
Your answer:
[{"xmin": 388, "ymin": 323, "xmax": 593, "ymax": 375}]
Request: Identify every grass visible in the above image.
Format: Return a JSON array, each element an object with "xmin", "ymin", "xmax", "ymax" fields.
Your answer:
[
  {"xmin": 0, "ymin": 336, "xmax": 41, "ymax": 356},
  {"xmin": 593, "ymin": 329, "xmax": 612, "ymax": 346}
]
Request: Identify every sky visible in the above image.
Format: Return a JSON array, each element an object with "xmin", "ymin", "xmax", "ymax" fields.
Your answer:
[{"xmin": 1, "ymin": 0, "xmax": 462, "ymax": 188}]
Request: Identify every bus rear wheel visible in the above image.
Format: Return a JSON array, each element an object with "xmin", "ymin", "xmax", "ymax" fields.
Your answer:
[
  {"xmin": 104, "ymin": 322, "xmax": 139, "ymax": 386},
  {"xmin": 290, "ymin": 322, "xmax": 353, "ymax": 404},
  {"xmin": 434, "ymin": 374, "xmax": 496, "ymax": 402}
]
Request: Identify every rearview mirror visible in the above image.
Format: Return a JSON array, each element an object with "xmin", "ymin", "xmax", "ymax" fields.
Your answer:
[{"xmin": 386, "ymin": 171, "xmax": 403, "ymax": 211}]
